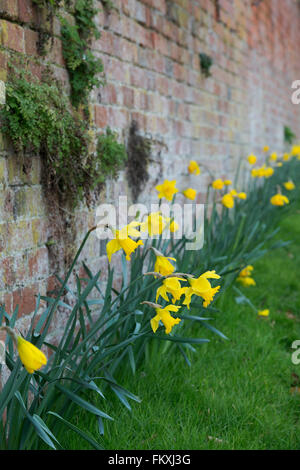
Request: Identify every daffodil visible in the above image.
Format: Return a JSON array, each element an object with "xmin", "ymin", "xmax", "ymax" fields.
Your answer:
[
  {"xmin": 155, "ymin": 180, "xmax": 178, "ymax": 201},
  {"xmin": 17, "ymin": 336, "xmax": 47, "ymax": 374},
  {"xmin": 239, "ymin": 265, "xmax": 254, "ymax": 278},
  {"xmin": 237, "ymin": 276, "xmax": 256, "ymax": 287},
  {"xmin": 291, "ymin": 145, "xmax": 300, "ymax": 156},
  {"xmin": 263, "ymin": 146, "xmax": 270, "ymax": 152},
  {"xmin": 182, "ymin": 188, "xmax": 197, "ymax": 200},
  {"xmin": 106, "ymin": 222, "xmax": 143, "ymax": 262},
  {"xmin": 224, "ymin": 180, "xmax": 232, "ymax": 186},
  {"xmin": 230, "ymin": 189, "xmax": 238, "ymax": 197},
  {"xmin": 236, "ymin": 265, "xmax": 255, "ymax": 287},
  {"xmin": 247, "ymin": 154, "xmax": 257, "ymax": 165},
  {"xmin": 269, "ymin": 152, "xmax": 277, "ymax": 162},
  {"xmin": 140, "ymin": 212, "xmax": 167, "ymax": 236},
  {"xmin": 237, "ymin": 192, "xmax": 247, "ymax": 200},
  {"xmin": 222, "ymin": 193, "xmax": 235, "ymax": 208},
  {"xmin": 284, "ymin": 181, "xmax": 295, "ymax": 191},
  {"xmin": 183, "ymin": 271, "xmax": 221, "ymax": 309},
  {"xmin": 156, "ymin": 277, "xmax": 187, "ymax": 304},
  {"xmin": 283, "ymin": 153, "xmax": 290, "ymax": 161},
  {"xmin": 258, "ymin": 309, "xmax": 269, "ymax": 317},
  {"xmin": 212, "ymin": 179, "xmax": 224, "ymax": 190},
  {"xmin": 251, "ymin": 165, "xmax": 274, "ymax": 178},
  {"xmin": 264, "ymin": 167, "xmax": 274, "ymax": 178},
  {"xmin": 154, "ymin": 254, "xmax": 176, "ymax": 276},
  {"xmin": 150, "ymin": 305, "xmax": 181, "ymax": 334},
  {"xmin": 169, "ymin": 220, "xmax": 179, "ymax": 233},
  {"xmin": 270, "ymin": 194, "xmax": 289, "ymax": 206},
  {"xmin": 188, "ymin": 160, "xmax": 200, "ymax": 175}
]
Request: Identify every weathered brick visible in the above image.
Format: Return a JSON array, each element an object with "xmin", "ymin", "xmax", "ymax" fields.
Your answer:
[
  {"xmin": 0, "ymin": 0, "xmax": 18, "ymax": 18},
  {"xmin": 24, "ymin": 28, "xmax": 38, "ymax": 56},
  {"xmin": 0, "ymin": 20, "xmax": 25, "ymax": 53},
  {"xmin": 13, "ymin": 284, "xmax": 39, "ymax": 316},
  {"xmin": 17, "ymin": 0, "xmax": 38, "ymax": 24}
]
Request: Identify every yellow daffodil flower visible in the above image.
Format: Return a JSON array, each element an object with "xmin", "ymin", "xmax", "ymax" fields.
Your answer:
[
  {"xmin": 188, "ymin": 160, "xmax": 201, "ymax": 175},
  {"xmin": 270, "ymin": 194, "xmax": 289, "ymax": 206},
  {"xmin": 284, "ymin": 181, "xmax": 295, "ymax": 191},
  {"xmin": 183, "ymin": 271, "xmax": 221, "ymax": 309},
  {"xmin": 224, "ymin": 180, "xmax": 232, "ymax": 186},
  {"xmin": 156, "ymin": 277, "xmax": 187, "ymax": 304},
  {"xmin": 182, "ymin": 188, "xmax": 197, "ymax": 200},
  {"xmin": 17, "ymin": 336, "xmax": 47, "ymax": 374},
  {"xmin": 155, "ymin": 180, "xmax": 178, "ymax": 201},
  {"xmin": 258, "ymin": 309, "xmax": 269, "ymax": 317},
  {"xmin": 263, "ymin": 146, "xmax": 270, "ymax": 152},
  {"xmin": 140, "ymin": 212, "xmax": 167, "ymax": 236},
  {"xmin": 239, "ymin": 265, "xmax": 254, "ymax": 278},
  {"xmin": 154, "ymin": 254, "xmax": 176, "ymax": 276},
  {"xmin": 247, "ymin": 154, "xmax": 257, "ymax": 165},
  {"xmin": 169, "ymin": 220, "xmax": 179, "ymax": 233},
  {"xmin": 222, "ymin": 193, "xmax": 235, "ymax": 209},
  {"xmin": 106, "ymin": 222, "xmax": 143, "ymax": 262},
  {"xmin": 237, "ymin": 265, "xmax": 255, "ymax": 287},
  {"xmin": 150, "ymin": 305, "xmax": 181, "ymax": 334},
  {"xmin": 212, "ymin": 179, "xmax": 224, "ymax": 190},
  {"xmin": 264, "ymin": 167, "xmax": 274, "ymax": 178},
  {"xmin": 283, "ymin": 153, "xmax": 290, "ymax": 161},
  {"xmin": 291, "ymin": 145, "xmax": 300, "ymax": 156},
  {"xmin": 237, "ymin": 192, "xmax": 247, "ymax": 200},
  {"xmin": 230, "ymin": 189, "xmax": 238, "ymax": 197},
  {"xmin": 237, "ymin": 276, "xmax": 256, "ymax": 287},
  {"xmin": 269, "ymin": 152, "xmax": 277, "ymax": 162}
]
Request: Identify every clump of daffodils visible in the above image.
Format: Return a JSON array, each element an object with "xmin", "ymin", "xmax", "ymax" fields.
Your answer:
[
  {"xmin": 236, "ymin": 265, "xmax": 256, "ymax": 287},
  {"xmin": 143, "ymin": 254, "xmax": 221, "ymax": 334},
  {"xmin": 211, "ymin": 178, "xmax": 232, "ymax": 190},
  {"xmin": 221, "ymin": 190, "xmax": 247, "ymax": 209},
  {"xmin": 251, "ymin": 165, "xmax": 274, "ymax": 178}
]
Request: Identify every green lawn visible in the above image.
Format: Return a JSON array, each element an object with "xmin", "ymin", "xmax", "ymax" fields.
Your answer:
[{"xmin": 60, "ymin": 206, "xmax": 300, "ymax": 450}]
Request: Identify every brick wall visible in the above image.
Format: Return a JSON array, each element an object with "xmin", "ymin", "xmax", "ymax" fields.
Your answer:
[{"xmin": 0, "ymin": 0, "xmax": 300, "ymax": 337}]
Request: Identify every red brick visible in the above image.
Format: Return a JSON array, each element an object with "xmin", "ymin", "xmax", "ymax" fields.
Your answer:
[
  {"xmin": 28, "ymin": 247, "xmax": 49, "ymax": 278},
  {"xmin": 3, "ymin": 292, "xmax": 12, "ymax": 314},
  {"xmin": 24, "ymin": 28, "xmax": 38, "ymax": 56},
  {"xmin": 122, "ymin": 86, "xmax": 134, "ymax": 108},
  {"xmin": 13, "ymin": 284, "xmax": 39, "ymax": 316},
  {"xmin": 2, "ymin": 257, "xmax": 15, "ymax": 287},
  {"xmin": 0, "ymin": 20, "xmax": 25, "ymax": 53},
  {"xmin": 0, "ymin": 0, "xmax": 18, "ymax": 18},
  {"xmin": 94, "ymin": 105, "xmax": 108, "ymax": 128},
  {"xmin": 18, "ymin": 0, "xmax": 37, "ymax": 24}
]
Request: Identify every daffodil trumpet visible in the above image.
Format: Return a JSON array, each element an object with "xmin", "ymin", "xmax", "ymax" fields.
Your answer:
[{"xmin": 0, "ymin": 326, "xmax": 47, "ymax": 374}]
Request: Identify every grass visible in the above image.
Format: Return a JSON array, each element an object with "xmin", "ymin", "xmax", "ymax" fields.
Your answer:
[{"xmin": 59, "ymin": 204, "xmax": 300, "ymax": 450}]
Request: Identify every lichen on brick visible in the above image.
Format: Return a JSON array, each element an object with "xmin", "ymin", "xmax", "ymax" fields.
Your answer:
[{"xmin": 126, "ymin": 121, "xmax": 152, "ymax": 202}]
